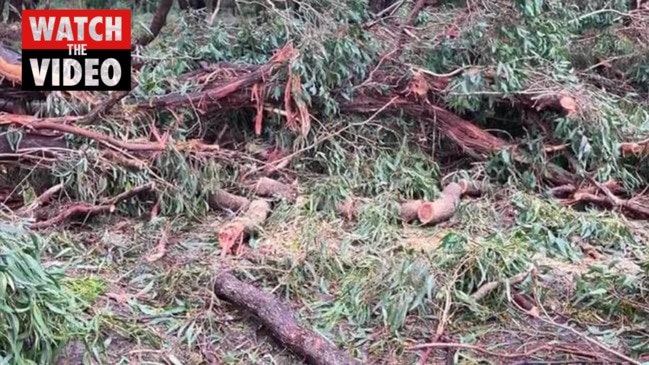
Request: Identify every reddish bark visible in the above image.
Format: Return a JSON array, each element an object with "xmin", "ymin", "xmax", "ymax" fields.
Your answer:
[{"xmin": 213, "ymin": 270, "xmax": 360, "ymax": 365}]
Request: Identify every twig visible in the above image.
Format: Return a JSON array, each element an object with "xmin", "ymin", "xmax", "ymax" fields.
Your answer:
[
  {"xmin": 417, "ymin": 285, "xmax": 453, "ymax": 365},
  {"xmin": 245, "ymin": 96, "xmax": 399, "ymax": 176},
  {"xmin": 407, "ymin": 64, "xmax": 469, "ymax": 78},
  {"xmin": 535, "ymin": 315, "xmax": 641, "ymax": 365},
  {"xmin": 409, "ymin": 343, "xmax": 562, "ymax": 359}
]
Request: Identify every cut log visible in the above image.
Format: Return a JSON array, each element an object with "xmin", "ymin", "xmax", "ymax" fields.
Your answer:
[
  {"xmin": 400, "ymin": 199, "xmax": 424, "ymax": 223},
  {"xmin": 244, "ymin": 177, "xmax": 297, "ymax": 202},
  {"xmin": 213, "ymin": 270, "xmax": 359, "ymax": 365},
  {"xmin": 519, "ymin": 93, "xmax": 578, "ymax": 116},
  {"xmin": 338, "ymin": 180, "xmax": 477, "ymax": 226},
  {"xmin": 417, "ymin": 182, "xmax": 463, "ymax": 225},
  {"xmin": 208, "ymin": 189, "xmax": 250, "ymax": 213},
  {"xmin": 218, "ymin": 199, "xmax": 270, "ymax": 256},
  {"xmin": 571, "ymin": 191, "xmax": 649, "ymax": 218}
]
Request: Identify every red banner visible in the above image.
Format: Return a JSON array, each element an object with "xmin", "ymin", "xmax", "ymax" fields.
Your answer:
[{"xmin": 22, "ymin": 10, "xmax": 131, "ymax": 50}]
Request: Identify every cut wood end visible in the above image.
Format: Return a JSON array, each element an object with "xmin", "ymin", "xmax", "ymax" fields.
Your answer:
[
  {"xmin": 559, "ymin": 96, "xmax": 577, "ymax": 115},
  {"xmin": 417, "ymin": 202, "xmax": 435, "ymax": 224},
  {"xmin": 218, "ymin": 223, "xmax": 245, "ymax": 257}
]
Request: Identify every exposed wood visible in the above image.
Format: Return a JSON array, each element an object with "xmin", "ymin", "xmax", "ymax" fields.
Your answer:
[
  {"xmin": 570, "ymin": 191, "xmax": 649, "ymax": 218},
  {"xmin": 338, "ymin": 180, "xmax": 478, "ymax": 225},
  {"xmin": 0, "ymin": 43, "xmax": 22, "ymax": 84},
  {"xmin": 213, "ymin": 269, "xmax": 360, "ymax": 365},
  {"xmin": 218, "ymin": 199, "xmax": 270, "ymax": 256},
  {"xmin": 620, "ymin": 138, "xmax": 649, "ymax": 155},
  {"xmin": 417, "ymin": 182, "xmax": 463, "ymax": 225}
]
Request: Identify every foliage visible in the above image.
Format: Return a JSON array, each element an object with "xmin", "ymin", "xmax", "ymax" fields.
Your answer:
[{"xmin": 0, "ymin": 224, "xmax": 88, "ymax": 365}]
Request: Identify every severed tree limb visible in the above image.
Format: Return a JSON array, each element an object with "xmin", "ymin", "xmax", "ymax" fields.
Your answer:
[
  {"xmin": 213, "ymin": 269, "xmax": 360, "ymax": 365},
  {"xmin": 218, "ymin": 199, "xmax": 270, "ymax": 257},
  {"xmin": 400, "ymin": 199, "xmax": 424, "ymax": 222},
  {"xmin": 0, "ymin": 43, "xmax": 22, "ymax": 84},
  {"xmin": 571, "ymin": 191, "xmax": 649, "ymax": 217},
  {"xmin": 208, "ymin": 188, "xmax": 250, "ymax": 213},
  {"xmin": 78, "ymin": 90, "xmax": 130, "ymax": 125},
  {"xmin": 417, "ymin": 182, "xmax": 463, "ymax": 225},
  {"xmin": 243, "ymin": 177, "xmax": 297, "ymax": 202},
  {"xmin": 29, "ymin": 204, "xmax": 116, "ymax": 230},
  {"xmin": 29, "ymin": 182, "xmax": 154, "ymax": 229},
  {"xmin": 340, "ymin": 180, "xmax": 478, "ymax": 225},
  {"xmin": 136, "ymin": 44, "xmax": 296, "ymax": 109}
]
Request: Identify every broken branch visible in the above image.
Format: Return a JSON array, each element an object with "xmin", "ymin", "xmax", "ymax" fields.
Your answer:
[{"xmin": 213, "ymin": 269, "xmax": 359, "ymax": 365}]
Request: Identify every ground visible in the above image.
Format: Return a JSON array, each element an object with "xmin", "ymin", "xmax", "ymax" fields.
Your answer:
[{"xmin": 41, "ymin": 187, "xmax": 649, "ymax": 364}]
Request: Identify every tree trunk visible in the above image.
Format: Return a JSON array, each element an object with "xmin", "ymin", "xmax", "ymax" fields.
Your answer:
[
  {"xmin": 177, "ymin": 0, "xmax": 188, "ymax": 9},
  {"xmin": 8, "ymin": 0, "xmax": 22, "ymax": 22},
  {"xmin": 134, "ymin": 0, "xmax": 174, "ymax": 48}
]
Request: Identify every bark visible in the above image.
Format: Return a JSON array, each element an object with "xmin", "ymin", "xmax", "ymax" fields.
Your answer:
[
  {"xmin": 244, "ymin": 177, "xmax": 296, "ymax": 202},
  {"xmin": 134, "ymin": 0, "xmax": 174, "ymax": 49},
  {"xmin": 400, "ymin": 199, "xmax": 424, "ymax": 223},
  {"xmin": 17, "ymin": 183, "xmax": 63, "ymax": 215},
  {"xmin": 208, "ymin": 188, "xmax": 250, "ymax": 213},
  {"xmin": 620, "ymin": 139, "xmax": 649, "ymax": 155},
  {"xmin": 218, "ymin": 199, "xmax": 270, "ymax": 256},
  {"xmin": 213, "ymin": 270, "xmax": 360, "ymax": 365},
  {"xmin": 0, "ymin": 116, "xmax": 221, "ymax": 153}
]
